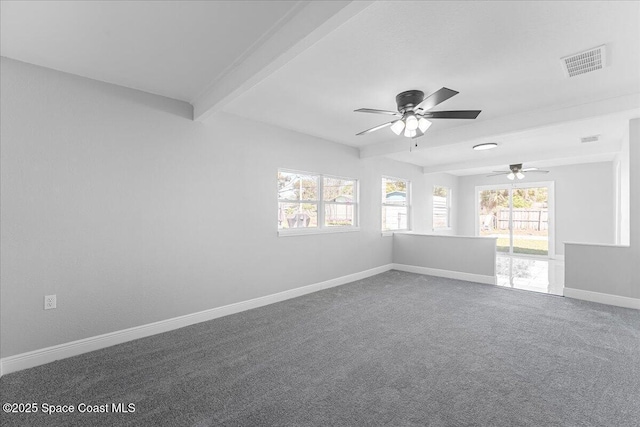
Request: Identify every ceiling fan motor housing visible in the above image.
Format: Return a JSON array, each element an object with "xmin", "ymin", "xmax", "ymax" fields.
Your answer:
[
  {"xmin": 510, "ymin": 164, "xmax": 523, "ymax": 172},
  {"xmin": 396, "ymin": 90, "xmax": 424, "ymax": 113}
]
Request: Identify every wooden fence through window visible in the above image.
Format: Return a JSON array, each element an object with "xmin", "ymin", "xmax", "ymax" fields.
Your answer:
[{"xmin": 496, "ymin": 208, "xmax": 548, "ymax": 231}]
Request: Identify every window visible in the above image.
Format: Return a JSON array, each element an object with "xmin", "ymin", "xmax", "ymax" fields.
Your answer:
[
  {"xmin": 278, "ymin": 170, "xmax": 319, "ymax": 229},
  {"xmin": 323, "ymin": 176, "xmax": 357, "ymax": 227},
  {"xmin": 433, "ymin": 185, "xmax": 451, "ymax": 229},
  {"xmin": 382, "ymin": 176, "xmax": 410, "ymax": 231},
  {"xmin": 278, "ymin": 169, "xmax": 358, "ymax": 234}
]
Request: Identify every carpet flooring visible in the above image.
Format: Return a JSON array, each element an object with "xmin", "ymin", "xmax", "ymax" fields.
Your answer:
[{"xmin": 1, "ymin": 271, "xmax": 639, "ymax": 426}]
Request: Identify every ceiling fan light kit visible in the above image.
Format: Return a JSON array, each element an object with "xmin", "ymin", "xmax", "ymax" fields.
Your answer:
[
  {"xmin": 355, "ymin": 87, "xmax": 481, "ymax": 138},
  {"xmin": 393, "ymin": 115, "xmax": 432, "ymax": 138}
]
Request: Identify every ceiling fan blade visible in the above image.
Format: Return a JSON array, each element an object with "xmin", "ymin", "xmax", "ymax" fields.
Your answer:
[
  {"xmin": 356, "ymin": 121, "xmax": 394, "ymax": 136},
  {"xmin": 486, "ymin": 172, "xmax": 509, "ymax": 177},
  {"xmin": 415, "ymin": 87, "xmax": 458, "ymax": 111},
  {"xmin": 521, "ymin": 167, "xmax": 538, "ymax": 171},
  {"xmin": 354, "ymin": 108, "xmax": 401, "ymax": 117},
  {"xmin": 525, "ymin": 170, "xmax": 549, "ymax": 174},
  {"xmin": 421, "ymin": 110, "xmax": 481, "ymax": 119}
]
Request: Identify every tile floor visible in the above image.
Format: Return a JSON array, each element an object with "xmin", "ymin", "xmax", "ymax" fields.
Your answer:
[{"xmin": 496, "ymin": 254, "xmax": 564, "ymax": 296}]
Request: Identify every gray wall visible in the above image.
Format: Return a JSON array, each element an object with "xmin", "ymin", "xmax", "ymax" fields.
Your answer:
[
  {"xmin": 457, "ymin": 162, "xmax": 616, "ymax": 256},
  {"xmin": 393, "ymin": 234, "xmax": 496, "ymax": 277},
  {"xmin": 0, "ymin": 58, "xmax": 426, "ymax": 358},
  {"xmin": 565, "ymin": 119, "xmax": 640, "ymax": 300}
]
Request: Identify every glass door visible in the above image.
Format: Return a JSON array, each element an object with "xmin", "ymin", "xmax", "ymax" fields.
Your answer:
[
  {"xmin": 511, "ymin": 186, "xmax": 549, "ymax": 256},
  {"xmin": 478, "ymin": 188, "xmax": 511, "ymax": 253},
  {"xmin": 477, "ymin": 184, "xmax": 552, "ymax": 257}
]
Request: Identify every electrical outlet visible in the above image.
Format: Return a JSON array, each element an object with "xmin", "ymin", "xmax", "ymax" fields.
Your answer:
[{"xmin": 44, "ymin": 295, "xmax": 56, "ymax": 310}]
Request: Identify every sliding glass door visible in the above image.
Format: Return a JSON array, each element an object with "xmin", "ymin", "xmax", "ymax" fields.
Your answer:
[
  {"xmin": 477, "ymin": 183, "xmax": 553, "ymax": 257},
  {"xmin": 478, "ymin": 188, "xmax": 511, "ymax": 253}
]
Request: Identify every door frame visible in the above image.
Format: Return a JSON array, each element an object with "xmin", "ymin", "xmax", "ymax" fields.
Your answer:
[{"xmin": 475, "ymin": 181, "xmax": 555, "ymax": 258}]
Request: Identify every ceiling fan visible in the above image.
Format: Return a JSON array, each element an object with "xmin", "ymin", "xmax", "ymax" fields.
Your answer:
[
  {"xmin": 355, "ymin": 87, "xmax": 481, "ymax": 138},
  {"xmin": 487, "ymin": 164, "xmax": 549, "ymax": 180}
]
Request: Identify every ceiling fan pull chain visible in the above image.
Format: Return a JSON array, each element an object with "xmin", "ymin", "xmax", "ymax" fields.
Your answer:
[{"xmin": 409, "ymin": 136, "xmax": 419, "ymax": 152}]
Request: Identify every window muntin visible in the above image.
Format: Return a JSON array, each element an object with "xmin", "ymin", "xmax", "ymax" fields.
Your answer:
[
  {"xmin": 382, "ymin": 176, "xmax": 410, "ymax": 231},
  {"xmin": 433, "ymin": 185, "xmax": 451, "ymax": 229},
  {"xmin": 278, "ymin": 170, "xmax": 358, "ymax": 232}
]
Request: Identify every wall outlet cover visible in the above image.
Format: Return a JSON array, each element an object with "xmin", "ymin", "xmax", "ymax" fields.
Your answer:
[{"xmin": 44, "ymin": 295, "xmax": 57, "ymax": 310}]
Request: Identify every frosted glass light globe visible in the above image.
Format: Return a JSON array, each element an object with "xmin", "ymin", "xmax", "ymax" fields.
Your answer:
[
  {"xmin": 390, "ymin": 120, "xmax": 405, "ymax": 135},
  {"xmin": 418, "ymin": 118, "xmax": 432, "ymax": 133},
  {"xmin": 404, "ymin": 128, "xmax": 417, "ymax": 138},
  {"xmin": 404, "ymin": 114, "xmax": 418, "ymax": 131}
]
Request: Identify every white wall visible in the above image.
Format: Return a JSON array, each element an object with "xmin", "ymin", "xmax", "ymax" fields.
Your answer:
[
  {"xmin": 422, "ymin": 172, "xmax": 459, "ymax": 235},
  {"xmin": 456, "ymin": 161, "xmax": 616, "ymax": 256},
  {"xmin": 565, "ymin": 118, "xmax": 639, "ymax": 303},
  {"xmin": 0, "ymin": 58, "xmax": 425, "ymax": 358},
  {"xmin": 614, "ymin": 131, "xmax": 631, "ymax": 245}
]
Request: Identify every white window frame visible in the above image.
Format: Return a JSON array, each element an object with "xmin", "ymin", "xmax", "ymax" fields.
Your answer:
[
  {"xmin": 278, "ymin": 168, "xmax": 359, "ymax": 236},
  {"xmin": 432, "ymin": 185, "xmax": 452, "ymax": 230},
  {"xmin": 381, "ymin": 175, "xmax": 411, "ymax": 233}
]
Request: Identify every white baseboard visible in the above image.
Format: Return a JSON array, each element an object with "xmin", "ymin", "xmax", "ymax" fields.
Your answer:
[
  {"xmin": 391, "ymin": 263, "xmax": 496, "ymax": 285},
  {"xmin": 0, "ymin": 264, "xmax": 393, "ymax": 377},
  {"xmin": 563, "ymin": 287, "xmax": 640, "ymax": 310}
]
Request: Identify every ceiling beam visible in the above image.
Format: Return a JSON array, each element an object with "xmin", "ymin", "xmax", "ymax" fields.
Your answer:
[
  {"xmin": 359, "ymin": 93, "xmax": 640, "ymax": 158},
  {"xmin": 192, "ymin": 0, "xmax": 373, "ymax": 122}
]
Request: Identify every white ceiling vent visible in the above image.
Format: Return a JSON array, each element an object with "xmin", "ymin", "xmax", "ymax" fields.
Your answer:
[
  {"xmin": 561, "ymin": 45, "xmax": 606, "ymax": 78},
  {"xmin": 580, "ymin": 135, "xmax": 601, "ymax": 144}
]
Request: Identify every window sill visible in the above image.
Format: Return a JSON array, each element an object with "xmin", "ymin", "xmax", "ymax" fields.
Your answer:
[{"xmin": 278, "ymin": 227, "xmax": 360, "ymax": 237}]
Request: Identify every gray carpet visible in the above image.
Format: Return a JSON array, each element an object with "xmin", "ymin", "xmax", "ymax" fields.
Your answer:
[{"xmin": 1, "ymin": 271, "xmax": 639, "ymax": 426}]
